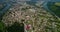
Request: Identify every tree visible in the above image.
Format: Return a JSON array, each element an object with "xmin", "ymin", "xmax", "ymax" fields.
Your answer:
[
  {"xmin": 0, "ymin": 20, "xmax": 5, "ymax": 32},
  {"xmin": 7, "ymin": 22, "xmax": 24, "ymax": 32}
]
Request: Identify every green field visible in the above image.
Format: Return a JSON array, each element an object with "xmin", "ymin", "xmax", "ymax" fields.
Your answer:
[
  {"xmin": 47, "ymin": 2, "xmax": 60, "ymax": 17},
  {"xmin": 55, "ymin": 2, "xmax": 60, "ymax": 6}
]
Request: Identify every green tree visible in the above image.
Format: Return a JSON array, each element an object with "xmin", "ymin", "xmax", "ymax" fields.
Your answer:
[
  {"xmin": 0, "ymin": 20, "xmax": 5, "ymax": 32},
  {"xmin": 7, "ymin": 22, "xmax": 24, "ymax": 32}
]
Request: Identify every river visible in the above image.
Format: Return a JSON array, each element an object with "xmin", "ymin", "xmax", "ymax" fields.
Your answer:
[
  {"xmin": 0, "ymin": 2, "xmax": 11, "ymax": 20},
  {"xmin": 0, "ymin": 0, "xmax": 60, "ymax": 18}
]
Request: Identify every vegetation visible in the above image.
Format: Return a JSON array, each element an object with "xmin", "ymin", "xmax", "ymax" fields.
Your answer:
[
  {"xmin": 44, "ymin": 16, "xmax": 60, "ymax": 32},
  {"xmin": 0, "ymin": 20, "xmax": 5, "ymax": 32},
  {"xmin": 47, "ymin": 2, "xmax": 60, "ymax": 17},
  {"xmin": 0, "ymin": 20, "xmax": 24, "ymax": 32},
  {"xmin": 55, "ymin": 2, "xmax": 60, "ymax": 6},
  {"xmin": 7, "ymin": 22, "xmax": 24, "ymax": 32},
  {"xmin": 0, "ymin": 1, "xmax": 60, "ymax": 32}
]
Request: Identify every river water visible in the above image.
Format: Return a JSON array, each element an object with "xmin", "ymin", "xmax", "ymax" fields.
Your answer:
[
  {"xmin": 0, "ymin": 0, "xmax": 60, "ymax": 18},
  {"xmin": 0, "ymin": 0, "xmax": 11, "ymax": 19}
]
